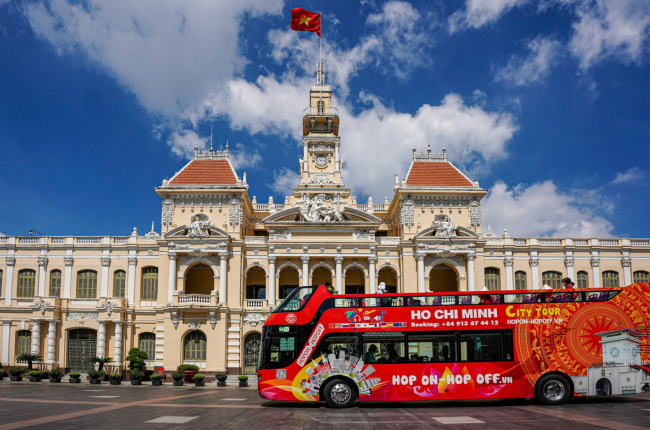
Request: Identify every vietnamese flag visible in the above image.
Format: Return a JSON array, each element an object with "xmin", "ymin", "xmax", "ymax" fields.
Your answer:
[{"xmin": 290, "ymin": 8, "xmax": 321, "ymax": 37}]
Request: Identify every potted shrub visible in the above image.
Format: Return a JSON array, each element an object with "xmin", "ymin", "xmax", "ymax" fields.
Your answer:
[
  {"xmin": 176, "ymin": 364, "xmax": 199, "ymax": 382},
  {"xmin": 68, "ymin": 372, "xmax": 81, "ymax": 383},
  {"xmin": 238, "ymin": 375, "xmax": 249, "ymax": 387},
  {"xmin": 48, "ymin": 369, "xmax": 63, "ymax": 383},
  {"xmin": 193, "ymin": 374, "xmax": 206, "ymax": 387},
  {"xmin": 28, "ymin": 370, "xmax": 42, "ymax": 382},
  {"xmin": 88, "ymin": 356, "xmax": 113, "ymax": 373},
  {"xmin": 9, "ymin": 368, "xmax": 23, "ymax": 381},
  {"xmin": 109, "ymin": 373, "xmax": 122, "ymax": 385},
  {"xmin": 88, "ymin": 370, "xmax": 104, "ymax": 384},
  {"xmin": 216, "ymin": 372, "xmax": 227, "ymax": 387},
  {"xmin": 172, "ymin": 372, "xmax": 184, "ymax": 386},
  {"xmin": 125, "ymin": 348, "xmax": 148, "ymax": 372},
  {"xmin": 129, "ymin": 370, "xmax": 144, "ymax": 385},
  {"xmin": 40, "ymin": 370, "xmax": 50, "ymax": 380},
  {"xmin": 151, "ymin": 373, "xmax": 164, "ymax": 386},
  {"xmin": 0, "ymin": 363, "xmax": 4, "ymax": 380}
]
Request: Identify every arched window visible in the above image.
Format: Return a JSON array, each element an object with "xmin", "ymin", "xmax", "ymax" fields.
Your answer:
[
  {"xmin": 142, "ymin": 267, "xmax": 158, "ymax": 300},
  {"xmin": 16, "ymin": 330, "xmax": 32, "ymax": 356},
  {"xmin": 17, "ymin": 269, "xmax": 36, "ymax": 298},
  {"xmin": 577, "ymin": 271, "xmax": 589, "ymax": 289},
  {"xmin": 50, "ymin": 270, "xmax": 62, "ymax": 297},
  {"xmin": 139, "ymin": 333, "xmax": 156, "ymax": 361},
  {"xmin": 514, "ymin": 271, "xmax": 527, "ymax": 290},
  {"xmin": 317, "ymin": 100, "xmax": 325, "ymax": 114},
  {"xmin": 484, "ymin": 268, "xmax": 500, "ymax": 291},
  {"xmin": 113, "ymin": 270, "xmax": 126, "ymax": 298},
  {"xmin": 602, "ymin": 271, "xmax": 619, "ymax": 288},
  {"xmin": 77, "ymin": 270, "xmax": 97, "ymax": 299},
  {"xmin": 0, "ymin": 269, "xmax": 3, "ymax": 296},
  {"xmin": 184, "ymin": 331, "xmax": 207, "ymax": 361},
  {"xmin": 633, "ymin": 271, "xmax": 649, "ymax": 283},
  {"xmin": 542, "ymin": 271, "xmax": 562, "ymax": 289}
]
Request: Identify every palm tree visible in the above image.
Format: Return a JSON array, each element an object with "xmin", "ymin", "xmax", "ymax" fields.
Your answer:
[
  {"xmin": 88, "ymin": 356, "xmax": 114, "ymax": 372},
  {"xmin": 16, "ymin": 353, "xmax": 43, "ymax": 370}
]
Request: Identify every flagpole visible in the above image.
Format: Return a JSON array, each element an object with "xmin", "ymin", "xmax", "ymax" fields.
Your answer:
[{"xmin": 319, "ymin": 12, "xmax": 322, "ymax": 105}]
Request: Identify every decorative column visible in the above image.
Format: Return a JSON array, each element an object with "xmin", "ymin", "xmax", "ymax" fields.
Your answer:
[
  {"xmin": 466, "ymin": 253, "xmax": 476, "ymax": 291},
  {"xmin": 564, "ymin": 257, "xmax": 575, "ymax": 281},
  {"xmin": 218, "ymin": 252, "xmax": 228, "ymax": 305},
  {"xmin": 2, "ymin": 321, "xmax": 11, "ymax": 364},
  {"xmin": 127, "ymin": 257, "xmax": 137, "ymax": 306},
  {"xmin": 63, "ymin": 257, "xmax": 73, "ymax": 299},
  {"xmin": 591, "ymin": 257, "xmax": 600, "ymax": 289},
  {"xmin": 268, "ymin": 256, "xmax": 277, "ymax": 308},
  {"xmin": 31, "ymin": 320, "xmax": 41, "ymax": 355},
  {"xmin": 622, "ymin": 257, "xmax": 632, "ymax": 286},
  {"xmin": 529, "ymin": 258, "xmax": 539, "ymax": 290},
  {"xmin": 4, "ymin": 257, "xmax": 15, "ymax": 305},
  {"xmin": 100, "ymin": 257, "xmax": 110, "ymax": 298},
  {"xmin": 47, "ymin": 320, "xmax": 56, "ymax": 363},
  {"xmin": 97, "ymin": 321, "xmax": 106, "ymax": 358},
  {"xmin": 301, "ymin": 256, "xmax": 310, "ymax": 287},
  {"xmin": 416, "ymin": 253, "xmax": 426, "ymax": 293},
  {"xmin": 37, "ymin": 257, "xmax": 48, "ymax": 297},
  {"xmin": 367, "ymin": 256, "xmax": 377, "ymax": 294},
  {"xmin": 504, "ymin": 258, "xmax": 514, "ymax": 290},
  {"xmin": 167, "ymin": 252, "xmax": 177, "ymax": 304},
  {"xmin": 335, "ymin": 256, "xmax": 344, "ymax": 294},
  {"xmin": 114, "ymin": 322, "xmax": 123, "ymax": 366}
]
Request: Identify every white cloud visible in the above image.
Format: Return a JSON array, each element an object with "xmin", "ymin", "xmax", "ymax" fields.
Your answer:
[
  {"xmin": 167, "ymin": 130, "xmax": 205, "ymax": 159},
  {"xmin": 569, "ymin": 0, "xmax": 650, "ymax": 70},
  {"xmin": 494, "ymin": 36, "xmax": 563, "ymax": 85},
  {"xmin": 271, "ymin": 167, "xmax": 300, "ymax": 196},
  {"xmin": 612, "ymin": 167, "xmax": 646, "ymax": 184},
  {"xmin": 229, "ymin": 142, "xmax": 262, "ymax": 170},
  {"xmin": 449, "ymin": 0, "xmax": 528, "ymax": 33},
  {"xmin": 22, "ymin": 0, "xmax": 284, "ymax": 119},
  {"xmin": 482, "ymin": 180, "xmax": 614, "ymax": 237}
]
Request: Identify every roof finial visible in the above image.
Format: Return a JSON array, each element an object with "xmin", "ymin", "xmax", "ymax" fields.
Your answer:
[{"xmin": 210, "ymin": 124, "xmax": 213, "ymax": 149}]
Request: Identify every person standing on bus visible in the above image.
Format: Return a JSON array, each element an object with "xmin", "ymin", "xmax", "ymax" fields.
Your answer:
[{"xmin": 365, "ymin": 344, "xmax": 378, "ymax": 363}]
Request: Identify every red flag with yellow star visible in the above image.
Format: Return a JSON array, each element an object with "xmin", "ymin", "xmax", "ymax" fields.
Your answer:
[{"xmin": 290, "ymin": 8, "xmax": 321, "ymax": 37}]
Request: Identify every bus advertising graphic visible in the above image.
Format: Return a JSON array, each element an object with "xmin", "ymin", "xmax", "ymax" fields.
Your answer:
[{"xmin": 257, "ymin": 283, "xmax": 650, "ymax": 406}]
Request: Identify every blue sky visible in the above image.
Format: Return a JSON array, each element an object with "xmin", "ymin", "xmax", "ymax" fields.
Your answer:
[{"xmin": 1, "ymin": 0, "xmax": 649, "ymax": 238}]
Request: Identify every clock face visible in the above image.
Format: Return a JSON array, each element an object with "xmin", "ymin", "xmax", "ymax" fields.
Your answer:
[
  {"xmin": 610, "ymin": 347, "xmax": 620, "ymax": 357},
  {"xmin": 315, "ymin": 155, "xmax": 328, "ymax": 168}
]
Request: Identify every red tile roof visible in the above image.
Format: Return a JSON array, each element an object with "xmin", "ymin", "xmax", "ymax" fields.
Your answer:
[
  {"xmin": 406, "ymin": 161, "xmax": 473, "ymax": 187},
  {"xmin": 169, "ymin": 160, "xmax": 237, "ymax": 185}
]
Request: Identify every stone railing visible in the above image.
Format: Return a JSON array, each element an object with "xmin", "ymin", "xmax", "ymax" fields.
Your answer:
[
  {"xmin": 178, "ymin": 294, "xmax": 212, "ymax": 305},
  {"xmin": 245, "ymin": 299, "xmax": 268, "ymax": 308},
  {"xmin": 244, "ymin": 236, "xmax": 266, "ymax": 244},
  {"xmin": 77, "ymin": 237, "xmax": 102, "ymax": 244},
  {"xmin": 18, "ymin": 237, "xmax": 39, "ymax": 244},
  {"xmin": 303, "ymin": 106, "xmax": 339, "ymax": 118},
  {"xmin": 599, "ymin": 239, "xmax": 618, "ymax": 246},
  {"xmin": 631, "ymin": 240, "xmax": 649, "ymax": 246},
  {"xmin": 378, "ymin": 237, "xmax": 400, "ymax": 245}
]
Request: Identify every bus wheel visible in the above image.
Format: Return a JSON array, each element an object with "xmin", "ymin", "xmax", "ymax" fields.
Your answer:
[
  {"xmin": 536, "ymin": 374, "xmax": 571, "ymax": 406},
  {"xmin": 323, "ymin": 378, "xmax": 357, "ymax": 408}
]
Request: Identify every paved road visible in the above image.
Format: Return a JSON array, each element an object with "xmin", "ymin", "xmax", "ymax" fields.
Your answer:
[{"xmin": 0, "ymin": 379, "xmax": 649, "ymax": 429}]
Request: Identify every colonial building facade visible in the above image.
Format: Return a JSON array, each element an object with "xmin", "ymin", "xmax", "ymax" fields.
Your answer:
[{"xmin": 2, "ymin": 64, "xmax": 650, "ymax": 375}]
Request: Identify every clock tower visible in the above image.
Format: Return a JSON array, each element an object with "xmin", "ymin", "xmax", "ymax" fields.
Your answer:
[{"xmin": 293, "ymin": 61, "xmax": 350, "ymax": 203}]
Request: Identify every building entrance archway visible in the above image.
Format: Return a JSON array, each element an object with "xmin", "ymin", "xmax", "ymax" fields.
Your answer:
[
  {"xmin": 243, "ymin": 332, "xmax": 262, "ymax": 374},
  {"xmin": 185, "ymin": 263, "xmax": 215, "ymax": 295},
  {"xmin": 428, "ymin": 264, "xmax": 458, "ymax": 293},
  {"xmin": 246, "ymin": 266, "xmax": 266, "ymax": 300},
  {"xmin": 279, "ymin": 267, "xmax": 299, "ymax": 299},
  {"xmin": 378, "ymin": 267, "xmax": 398, "ymax": 293},
  {"xmin": 344, "ymin": 267, "xmax": 364, "ymax": 294},
  {"xmin": 67, "ymin": 329, "xmax": 97, "ymax": 373},
  {"xmin": 312, "ymin": 267, "xmax": 332, "ymax": 287},
  {"xmin": 596, "ymin": 378, "xmax": 612, "ymax": 396}
]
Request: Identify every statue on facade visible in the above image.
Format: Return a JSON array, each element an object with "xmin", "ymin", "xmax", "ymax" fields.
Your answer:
[
  {"xmin": 187, "ymin": 213, "xmax": 211, "ymax": 237},
  {"xmin": 300, "ymin": 195, "xmax": 345, "ymax": 222},
  {"xmin": 433, "ymin": 214, "xmax": 456, "ymax": 238}
]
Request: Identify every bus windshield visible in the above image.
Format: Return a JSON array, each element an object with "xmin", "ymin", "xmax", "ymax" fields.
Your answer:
[{"xmin": 272, "ymin": 286, "xmax": 318, "ymax": 313}]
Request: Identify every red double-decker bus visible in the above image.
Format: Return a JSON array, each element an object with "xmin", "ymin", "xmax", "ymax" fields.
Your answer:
[{"xmin": 257, "ymin": 283, "xmax": 650, "ymax": 407}]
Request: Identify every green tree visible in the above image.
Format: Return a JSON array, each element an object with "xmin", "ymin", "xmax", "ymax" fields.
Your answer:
[
  {"xmin": 16, "ymin": 353, "xmax": 43, "ymax": 370},
  {"xmin": 88, "ymin": 356, "xmax": 114, "ymax": 372},
  {"xmin": 125, "ymin": 348, "xmax": 148, "ymax": 371}
]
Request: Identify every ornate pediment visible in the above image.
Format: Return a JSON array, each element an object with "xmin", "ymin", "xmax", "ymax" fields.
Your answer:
[
  {"xmin": 414, "ymin": 224, "xmax": 479, "ymax": 239},
  {"xmin": 263, "ymin": 206, "xmax": 381, "ymax": 225},
  {"xmin": 165, "ymin": 223, "xmax": 231, "ymax": 239}
]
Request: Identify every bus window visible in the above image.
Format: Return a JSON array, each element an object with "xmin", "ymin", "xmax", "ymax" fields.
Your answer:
[
  {"xmin": 408, "ymin": 333, "xmax": 456, "ymax": 363},
  {"xmin": 311, "ymin": 334, "xmax": 359, "ymax": 362},
  {"xmin": 546, "ymin": 291, "xmax": 583, "ymax": 303},
  {"xmin": 460, "ymin": 332, "xmax": 505, "ymax": 362},
  {"xmin": 459, "ymin": 295, "xmax": 480, "ymax": 305},
  {"xmin": 505, "ymin": 292, "xmax": 541, "ymax": 303},
  {"xmin": 268, "ymin": 334, "xmax": 296, "ymax": 369},
  {"xmin": 505, "ymin": 331, "xmax": 514, "ymax": 361},
  {"xmin": 273, "ymin": 286, "xmax": 318, "ymax": 313},
  {"xmin": 361, "ymin": 333, "xmax": 406, "ymax": 364},
  {"xmin": 585, "ymin": 290, "xmax": 619, "ymax": 302}
]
